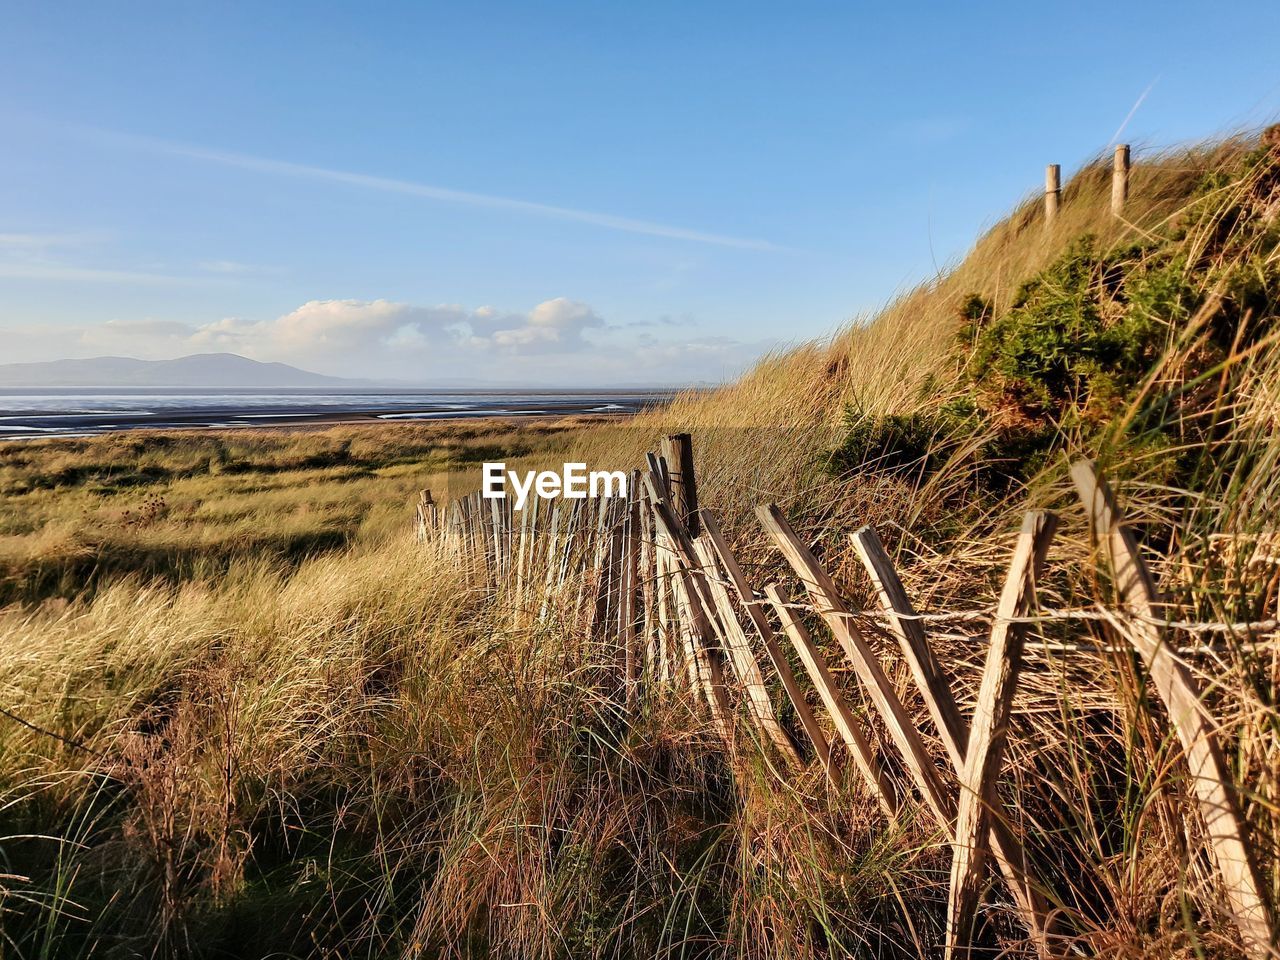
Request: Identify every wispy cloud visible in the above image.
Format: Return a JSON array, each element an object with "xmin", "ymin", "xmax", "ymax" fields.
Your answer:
[
  {"xmin": 1109, "ymin": 77, "xmax": 1159, "ymax": 146},
  {"xmin": 84, "ymin": 126, "xmax": 780, "ymax": 251},
  {"xmin": 197, "ymin": 259, "xmax": 281, "ymax": 277},
  {"xmin": 0, "ymin": 230, "xmax": 215, "ymax": 285},
  {"xmin": 0, "ymin": 261, "xmax": 208, "ymax": 285},
  {"xmin": 0, "ymin": 233, "xmax": 69, "ymax": 248}
]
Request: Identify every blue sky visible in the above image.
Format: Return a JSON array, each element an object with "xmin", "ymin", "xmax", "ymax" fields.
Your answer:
[{"xmin": 2, "ymin": 1, "xmax": 1279, "ymax": 385}]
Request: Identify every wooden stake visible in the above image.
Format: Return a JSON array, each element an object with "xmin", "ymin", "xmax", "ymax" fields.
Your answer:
[
  {"xmin": 756, "ymin": 503, "xmax": 955, "ymax": 825},
  {"xmin": 661, "ymin": 434, "xmax": 700, "ymax": 537},
  {"xmin": 694, "ymin": 536, "xmax": 804, "ymax": 767},
  {"xmin": 416, "ymin": 489, "xmax": 436, "ymax": 542},
  {"xmin": 1111, "ymin": 144, "xmax": 1130, "ymax": 217},
  {"xmin": 638, "ymin": 490, "xmax": 658, "ymax": 678},
  {"xmin": 621, "ymin": 483, "xmax": 641, "ymax": 712},
  {"xmin": 490, "ymin": 494, "xmax": 505, "ymax": 579},
  {"xmin": 766, "ymin": 583, "xmax": 898, "ymax": 815},
  {"xmin": 945, "ymin": 512, "xmax": 1057, "ymax": 960},
  {"xmin": 700, "ymin": 510, "xmax": 832, "ymax": 770},
  {"xmin": 1045, "ymin": 164, "xmax": 1061, "ymax": 224},
  {"xmin": 852, "ymin": 526, "xmax": 967, "ymax": 767},
  {"xmin": 539, "ymin": 504, "xmax": 562, "ymax": 620},
  {"xmin": 1072, "ymin": 460, "xmax": 1274, "ymax": 960}
]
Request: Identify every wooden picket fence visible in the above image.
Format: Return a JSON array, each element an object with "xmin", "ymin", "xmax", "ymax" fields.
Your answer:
[{"xmin": 413, "ymin": 435, "xmax": 1276, "ymax": 960}]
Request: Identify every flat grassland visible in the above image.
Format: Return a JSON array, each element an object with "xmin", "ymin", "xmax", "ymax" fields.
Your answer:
[{"xmin": 0, "ymin": 418, "xmax": 601, "ymax": 606}]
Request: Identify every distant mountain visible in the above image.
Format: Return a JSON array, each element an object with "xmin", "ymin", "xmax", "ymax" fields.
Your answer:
[{"xmin": 0, "ymin": 353, "xmax": 372, "ymax": 388}]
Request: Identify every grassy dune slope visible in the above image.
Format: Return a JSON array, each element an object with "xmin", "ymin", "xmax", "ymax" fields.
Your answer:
[{"xmin": 1, "ymin": 133, "xmax": 1278, "ymax": 959}]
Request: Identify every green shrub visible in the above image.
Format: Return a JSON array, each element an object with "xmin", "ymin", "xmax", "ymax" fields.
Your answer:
[{"xmin": 963, "ymin": 236, "xmax": 1180, "ymax": 428}]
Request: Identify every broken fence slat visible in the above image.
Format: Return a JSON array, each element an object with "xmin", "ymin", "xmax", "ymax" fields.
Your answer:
[
  {"xmin": 644, "ymin": 471, "xmax": 735, "ymax": 742},
  {"xmin": 647, "ymin": 461, "xmax": 797, "ymax": 765}
]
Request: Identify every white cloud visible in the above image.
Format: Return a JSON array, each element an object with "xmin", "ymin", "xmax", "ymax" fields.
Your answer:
[
  {"xmin": 0, "ymin": 297, "xmax": 776, "ymax": 385},
  {"xmin": 467, "ymin": 298, "xmax": 604, "ymax": 352}
]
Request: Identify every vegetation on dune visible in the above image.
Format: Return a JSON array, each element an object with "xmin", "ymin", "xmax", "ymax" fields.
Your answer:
[{"xmin": 1, "ymin": 131, "xmax": 1279, "ymax": 958}]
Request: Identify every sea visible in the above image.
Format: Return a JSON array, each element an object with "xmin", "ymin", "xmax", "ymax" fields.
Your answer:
[{"xmin": 0, "ymin": 388, "xmax": 673, "ymax": 440}]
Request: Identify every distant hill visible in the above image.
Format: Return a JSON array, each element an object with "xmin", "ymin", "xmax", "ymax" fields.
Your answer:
[{"xmin": 0, "ymin": 353, "xmax": 369, "ymax": 388}]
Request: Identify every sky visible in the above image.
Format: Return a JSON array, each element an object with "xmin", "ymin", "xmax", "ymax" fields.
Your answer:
[{"xmin": 2, "ymin": 1, "xmax": 1280, "ymax": 386}]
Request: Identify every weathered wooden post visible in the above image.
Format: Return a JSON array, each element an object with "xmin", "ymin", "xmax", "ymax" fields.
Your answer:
[
  {"xmin": 1044, "ymin": 163, "xmax": 1061, "ymax": 224},
  {"xmin": 1111, "ymin": 144, "xmax": 1130, "ymax": 216},
  {"xmin": 416, "ymin": 489, "xmax": 436, "ymax": 542},
  {"xmin": 660, "ymin": 433, "xmax": 699, "ymax": 536}
]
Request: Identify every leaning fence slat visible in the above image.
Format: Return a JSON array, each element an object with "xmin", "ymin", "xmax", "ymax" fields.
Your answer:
[
  {"xmin": 945, "ymin": 511, "xmax": 1057, "ymax": 960},
  {"xmin": 854, "ymin": 526, "xmax": 1054, "ymax": 948},
  {"xmin": 645, "ymin": 472, "xmax": 735, "ymax": 741},
  {"xmin": 1072, "ymin": 460, "xmax": 1274, "ymax": 960},
  {"xmin": 757, "ymin": 504, "xmax": 955, "ymax": 826},
  {"xmin": 648, "ymin": 464, "xmax": 787, "ymax": 760},
  {"xmin": 694, "ymin": 536, "xmax": 803, "ymax": 767},
  {"xmin": 646, "ymin": 487, "xmax": 675, "ymax": 684},
  {"xmin": 852, "ymin": 526, "xmax": 968, "ymax": 767},
  {"xmin": 765, "ymin": 583, "xmax": 898, "ymax": 815},
  {"xmin": 621, "ymin": 484, "xmax": 641, "ymax": 711},
  {"xmin": 700, "ymin": 510, "xmax": 831, "ymax": 770}
]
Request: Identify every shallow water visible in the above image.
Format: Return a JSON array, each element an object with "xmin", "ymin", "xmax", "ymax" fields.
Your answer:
[{"xmin": 0, "ymin": 389, "xmax": 670, "ymax": 439}]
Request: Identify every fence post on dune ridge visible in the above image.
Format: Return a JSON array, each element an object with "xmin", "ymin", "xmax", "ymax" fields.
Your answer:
[
  {"xmin": 945, "ymin": 511, "xmax": 1058, "ymax": 960},
  {"xmin": 1112, "ymin": 144, "xmax": 1130, "ymax": 216},
  {"xmin": 1071, "ymin": 460, "xmax": 1275, "ymax": 960},
  {"xmin": 661, "ymin": 434, "xmax": 700, "ymax": 537},
  {"xmin": 1045, "ymin": 163, "xmax": 1061, "ymax": 225}
]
